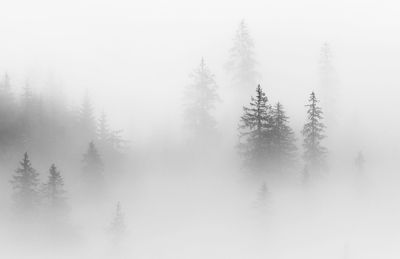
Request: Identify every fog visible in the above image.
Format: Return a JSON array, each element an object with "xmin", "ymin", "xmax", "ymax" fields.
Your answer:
[{"xmin": 0, "ymin": 0, "xmax": 400, "ymax": 258}]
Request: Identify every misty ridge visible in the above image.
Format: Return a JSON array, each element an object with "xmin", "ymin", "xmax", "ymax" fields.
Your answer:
[{"xmin": 0, "ymin": 13, "xmax": 400, "ymax": 259}]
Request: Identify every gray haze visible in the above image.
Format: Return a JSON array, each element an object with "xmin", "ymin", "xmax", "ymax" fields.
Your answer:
[{"xmin": 0, "ymin": 0, "xmax": 400, "ymax": 258}]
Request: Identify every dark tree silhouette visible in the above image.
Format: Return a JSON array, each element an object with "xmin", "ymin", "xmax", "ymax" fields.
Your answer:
[
  {"xmin": 238, "ymin": 84, "xmax": 273, "ymax": 169},
  {"xmin": 42, "ymin": 164, "xmax": 67, "ymax": 211},
  {"xmin": 302, "ymin": 92, "xmax": 326, "ymax": 169},
  {"xmin": 11, "ymin": 152, "xmax": 40, "ymax": 211},
  {"xmin": 183, "ymin": 58, "xmax": 219, "ymax": 143},
  {"xmin": 226, "ymin": 20, "xmax": 258, "ymax": 90},
  {"xmin": 271, "ymin": 102, "xmax": 297, "ymax": 168}
]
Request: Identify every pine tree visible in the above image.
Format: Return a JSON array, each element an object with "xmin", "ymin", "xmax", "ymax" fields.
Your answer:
[
  {"xmin": 256, "ymin": 182, "xmax": 269, "ymax": 209},
  {"xmin": 183, "ymin": 58, "xmax": 219, "ymax": 143},
  {"xmin": 109, "ymin": 202, "xmax": 126, "ymax": 244},
  {"xmin": 42, "ymin": 164, "xmax": 67, "ymax": 210},
  {"xmin": 238, "ymin": 84, "xmax": 273, "ymax": 169},
  {"xmin": 98, "ymin": 110, "xmax": 110, "ymax": 142},
  {"xmin": 82, "ymin": 142, "xmax": 104, "ymax": 188},
  {"xmin": 318, "ymin": 42, "xmax": 337, "ymax": 124},
  {"xmin": 11, "ymin": 152, "xmax": 40, "ymax": 211},
  {"xmin": 79, "ymin": 91, "xmax": 96, "ymax": 142},
  {"xmin": 226, "ymin": 20, "xmax": 258, "ymax": 90},
  {"xmin": 302, "ymin": 92, "xmax": 326, "ymax": 169},
  {"xmin": 271, "ymin": 102, "xmax": 297, "ymax": 168}
]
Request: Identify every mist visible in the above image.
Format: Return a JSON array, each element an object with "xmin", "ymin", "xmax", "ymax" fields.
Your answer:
[{"xmin": 0, "ymin": 0, "xmax": 400, "ymax": 258}]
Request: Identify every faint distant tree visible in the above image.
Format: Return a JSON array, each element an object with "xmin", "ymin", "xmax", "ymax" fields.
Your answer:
[
  {"xmin": 271, "ymin": 102, "xmax": 297, "ymax": 168},
  {"xmin": 0, "ymin": 73, "xmax": 18, "ymax": 155},
  {"xmin": 302, "ymin": 165, "xmax": 310, "ymax": 186},
  {"xmin": 98, "ymin": 110, "xmax": 111, "ymax": 142},
  {"xmin": 302, "ymin": 92, "xmax": 326, "ymax": 169},
  {"xmin": 82, "ymin": 142, "xmax": 104, "ymax": 191},
  {"xmin": 318, "ymin": 42, "xmax": 337, "ymax": 123},
  {"xmin": 226, "ymin": 20, "xmax": 259, "ymax": 91},
  {"xmin": 0, "ymin": 73, "xmax": 15, "ymax": 109},
  {"xmin": 10, "ymin": 152, "xmax": 40, "ymax": 211},
  {"xmin": 183, "ymin": 58, "xmax": 220, "ymax": 143},
  {"xmin": 355, "ymin": 151, "xmax": 365, "ymax": 173},
  {"xmin": 255, "ymin": 182, "xmax": 269, "ymax": 210},
  {"xmin": 108, "ymin": 202, "xmax": 126, "ymax": 244},
  {"xmin": 79, "ymin": 91, "xmax": 96, "ymax": 143},
  {"xmin": 238, "ymin": 85, "xmax": 273, "ymax": 169},
  {"xmin": 42, "ymin": 164, "xmax": 67, "ymax": 211},
  {"xmin": 97, "ymin": 111, "xmax": 128, "ymax": 154}
]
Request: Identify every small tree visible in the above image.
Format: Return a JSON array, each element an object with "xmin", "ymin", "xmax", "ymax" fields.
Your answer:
[
  {"xmin": 238, "ymin": 85, "xmax": 273, "ymax": 169},
  {"xmin": 109, "ymin": 202, "xmax": 126, "ymax": 244},
  {"xmin": 42, "ymin": 164, "xmax": 67, "ymax": 211},
  {"xmin": 355, "ymin": 151, "xmax": 365, "ymax": 173},
  {"xmin": 271, "ymin": 102, "xmax": 297, "ymax": 168},
  {"xmin": 302, "ymin": 92, "xmax": 326, "ymax": 169},
  {"xmin": 11, "ymin": 152, "xmax": 40, "ymax": 211},
  {"xmin": 82, "ymin": 142, "xmax": 104, "ymax": 191}
]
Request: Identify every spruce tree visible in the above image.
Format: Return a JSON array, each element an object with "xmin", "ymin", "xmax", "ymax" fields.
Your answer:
[
  {"xmin": 302, "ymin": 92, "xmax": 326, "ymax": 168},
  {"xmin": 238, "ymin": 84, "xmax": 273, "ymax": 169},
  {"xmin": 42, "ymin": 164, "xmax": 67, "ymax": 210},
  {"xmin": 98, "ymin": 110, "xmax": 110, "ymax": 143},
  {"xmin": 183, "ymin": 58, "xmax": 219, "ymax": 143},
  {"xmin": 226, "ymin": 20, "xmax": 258, "ymax": 90},
  {"xmin": 318, "ymin": 42, "xmax": 337, "ymax": 124},
  {"xmin": 271, "ymin": 102, "xmax": 297, "ymax": 168},
  {"xmin": 79, "ymin": 91, "xmax": 96, "ymax": 142},
  {"xmin": 11, "ymin": 152, "xmax": 40, "ymax": 211},
  {"xmin": 82, "ymin": 142, "xmax": 104, "ymax": 189}
]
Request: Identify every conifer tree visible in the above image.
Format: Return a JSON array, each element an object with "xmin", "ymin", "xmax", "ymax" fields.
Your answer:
[
  {"xmin": 42, "ymin": 164, "xmax": 67, "ymax": 210},
  {"xmin": 271, "ymin": 102, "xmax": 297, "ymax": 167},
  {"xmin": 183, "ymin": 58, "xmax": 219, "ymax": 142},
  {"xmin": 256, "ymin": 182, "xmax": 269, "ymax": 210},
  {"xmin": 238, "ymin": 84, "xmax": 273, "ymax": 169},
  {"xmin": 79, "ymin": 91, "xmax": 96, "ymax": 142},
  {"xmin": 226, "ymin": 20, "xmax": 258, "ymax": 90},
  {"xmin": 82, "ymin": 142, "xmax": 104, "ymax": 188},
  {"xmin": 98, "ymin": 110, "xmax": 110, "ymax": 143},
  {"xmin": 108, "ymin": 202, "xmax": 126, "ymax": 244},
  {"xmin": 355, "ymin": 151, "xmax": 364, "ymax": 173},
  {"xmin": 11, "ymin": 152, "xmax": 40, "ymax": 211},
  {"xmin": 302, "ymin": 92, "xmax": 326, "ymax": 168},
  {"xmin": 318, "ymin": 42, "xmax": 337, "ymax": 124}
]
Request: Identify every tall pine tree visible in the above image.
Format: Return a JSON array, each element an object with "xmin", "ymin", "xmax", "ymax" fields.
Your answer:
[
  {"xmin": 183, "ymin": 58, "xmax": 219, "ymax": 143},
  {"xmin": 11, "ymin": 152, "xmax": 40, "ymax": 211},
  {"xmin": 226, "ymin": 20, "xmax": 258, "ymax": 91},
  {"xmin": 238, "ymin": 85, "xmax": 273, "ymax": 169},
  {"xmin": 302, "ymin": 92, "xmax": 326, "ymax": 169},
  {"xmin": 271, "ymin": 102, "xmax": 297, "ymax": 168}
]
